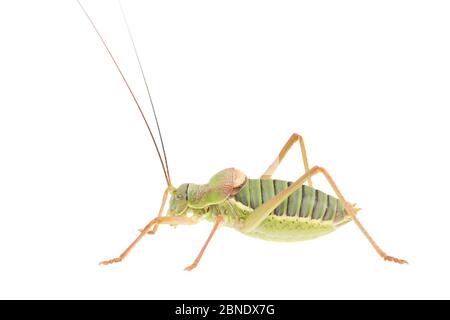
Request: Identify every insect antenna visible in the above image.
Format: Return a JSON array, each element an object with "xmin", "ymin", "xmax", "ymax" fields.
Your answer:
[
  {"xmin": 118, "ymin": 0, "xmax": 171, "ymax": 183},
  {"xmin": 76, "ymin": 0, "xmax": 171, "ymax": 186}
]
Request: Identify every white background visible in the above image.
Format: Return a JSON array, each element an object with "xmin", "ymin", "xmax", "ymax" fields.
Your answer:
[{"xmin": 0, "ymin": 0, "xmax": 449, "ymax": 299}]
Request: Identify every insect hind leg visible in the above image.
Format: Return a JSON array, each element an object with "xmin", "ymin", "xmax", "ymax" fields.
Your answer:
[
  {"xmin": 261, "ymin": 133, "xmax": 313, "ymax": 187},
  {"xmin": 243, "ymin": 166, "xmax": 407, "ymax": 265},
  {"xmin": 312, "ymin": 166, "xmax": 407, "ymax": 264}
]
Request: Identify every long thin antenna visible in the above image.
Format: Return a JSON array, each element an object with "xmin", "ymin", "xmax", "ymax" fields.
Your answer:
[
  {"xmin": 76, "ymin": 0, "xmax": 170, "ymax": 186},
  {"xmin": 118, "ymin": 0, "xmax": 170, "ymax": 183}
]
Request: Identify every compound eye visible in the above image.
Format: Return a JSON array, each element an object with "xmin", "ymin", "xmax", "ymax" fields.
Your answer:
[{"xmin": 176, "ymin": 193, "xmax": 184, "ymax": 200}]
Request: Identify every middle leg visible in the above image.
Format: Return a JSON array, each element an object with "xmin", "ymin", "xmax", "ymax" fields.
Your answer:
[{"xmin": 184, "ymin": 215, "xmax": 224, "ymax": 271}]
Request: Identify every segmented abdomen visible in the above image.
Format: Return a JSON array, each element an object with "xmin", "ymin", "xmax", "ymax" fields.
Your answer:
[{"xmin": 234, "ymin": 179, "xmax": 347, "ymax": 224}]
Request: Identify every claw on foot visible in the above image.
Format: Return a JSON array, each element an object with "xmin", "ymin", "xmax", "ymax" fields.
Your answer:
[
  {"xmin": 184, "ymin": 263, "xmax": 198, "ymax": 271},
  {"xmin": 384, "ymin": 255, "xmax": 408, "ymax": 264},
  {"xmin": 99, "ymin": 257, "xmax": 123, "ymax": 266}
]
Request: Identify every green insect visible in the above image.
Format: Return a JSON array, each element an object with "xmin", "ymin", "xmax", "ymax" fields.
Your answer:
[{"xmin": 77, "ymin": 1, "xmax": 407, "ymax": 271}]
